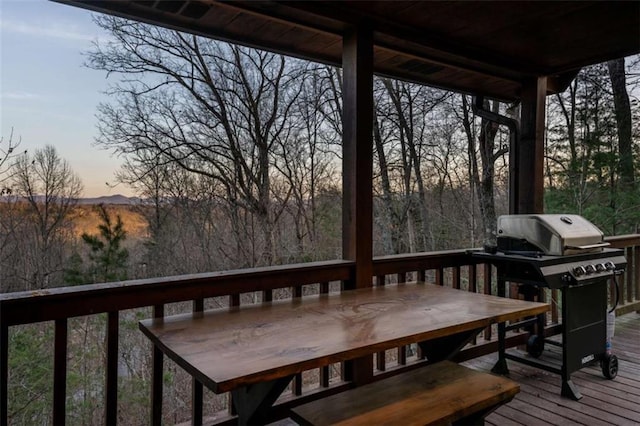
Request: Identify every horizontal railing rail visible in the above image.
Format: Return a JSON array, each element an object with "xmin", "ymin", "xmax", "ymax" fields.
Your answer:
[
  {"xmin": 0, "ymin": 260, "xmax": 354, "ymax": 326},
  {"xmin": 1, "ymin": 235, "xmax": 638, "ymax": 425}
]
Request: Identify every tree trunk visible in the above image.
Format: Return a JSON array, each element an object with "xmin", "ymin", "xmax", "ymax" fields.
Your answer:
[
  {"xmin": 462, "ymin": 96, "xmax": 500, "ymax": 246},
  {"xmin": 607, "ymin": 58, "xmax": 635, "ymax": 187}
]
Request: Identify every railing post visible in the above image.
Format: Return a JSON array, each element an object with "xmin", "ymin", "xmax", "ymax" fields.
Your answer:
[
  {"xmin": 453, "ymin": 266, "xmax": 461, "ymax": 289},
  {"xmin": 151, "ymin": 305, "xmax": 164, "ymax": 426},
  {"xmin": 192, "ymin": 299, "xmax": 204, "ymax": 426},
  {"xmin": 319, "ymin": 282, "xmax": 330, "ymax": 388},
  {"xmin": 635, "ymin": 245, "xmax": 640, "ymax": 307},
  {"xmin": 106, "ymin": 311, "xmax": 119, "ymax": 425},
  {"xmin": 483, "ymin": 264, "xmax": 492, "ymax": 340},
  {"xmin": 468, "ymin": 264, "xmax": 478, "ymax": 345},
  {"xmin": 292, "ymin": 288, "xmax": 303, "ymax": 395},
  {"xmin": 626, "ymin": 247, "xmax": 633, "ymax": 304},
  {"xmin": 1, "ymin": 323, "xmax": 7, "ymax": 426},
  {"xmin": 53, "ymin": 318, "xmax": 68, "ymax": 426},
  {"xmin": 469, "ymin": 264, "xmax": 477, "ymax": 293}
]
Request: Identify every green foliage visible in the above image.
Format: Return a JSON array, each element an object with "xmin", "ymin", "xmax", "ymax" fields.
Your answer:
[
  {"xmin": 8, "ymin": 325, "xmax": 53, "ymax": 424},
  {"xmin": 64, "ymin": 252, "xmax": 87, "ymax": 286},
  {"xmin": 66, "ymin": 315, "xmax": 108, "ymax": 425},
  {"xmin": 81, "ymin": 204, "xmax": 129, "ymax": 282},
  {"xmin": 545, "ymin": 63, "xmax": 640, "ymax": 234},
  {"xmin": 545, "ymin": 185, "xmax": 640, "ymax": 235}
]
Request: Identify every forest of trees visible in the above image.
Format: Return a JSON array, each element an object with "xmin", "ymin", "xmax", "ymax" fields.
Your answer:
[{"xmin": 1, "ymin": 16, "xmax": 638, "ymax": 424}]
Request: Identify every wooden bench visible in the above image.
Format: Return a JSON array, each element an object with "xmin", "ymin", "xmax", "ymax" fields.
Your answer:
[{"xmin": 291, "ymin": 360, "xmax": 519, "ymax": 426}]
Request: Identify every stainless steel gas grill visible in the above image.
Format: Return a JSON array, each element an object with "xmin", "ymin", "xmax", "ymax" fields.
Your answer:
[{"xmin": 472, "ymin": 214, "xmax": 626, "ymax": 400}]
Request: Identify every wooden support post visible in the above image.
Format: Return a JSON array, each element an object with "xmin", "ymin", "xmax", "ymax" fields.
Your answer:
[
  {"xmin": 341, "ymin": 21, "xmax": 374, "ymax": 385},
  {"xmin": 518, "ymin": 77, "xmax": 547, "ymax": 214},
  {"xmin": 342, "ymin": 22, "xmax": 373, "ymax": 291}
]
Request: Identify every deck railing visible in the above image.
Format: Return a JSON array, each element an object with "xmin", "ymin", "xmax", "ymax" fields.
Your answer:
[{"xmin": 1, "ymin": 236, "xmax": 638, "ymax": 425}]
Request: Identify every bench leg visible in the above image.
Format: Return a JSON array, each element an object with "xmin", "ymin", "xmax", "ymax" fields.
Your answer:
[
  {"xmin": 452, "ymin": 398, "xmax": 514, "ymax": 426},
  {"xmin": 453, "ymin": 412, "xmax": 486, "ymax": 426}
]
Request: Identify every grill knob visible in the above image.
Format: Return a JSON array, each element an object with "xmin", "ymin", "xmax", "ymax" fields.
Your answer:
[
  {"xmin": 584, "ymin": 264, "xmax": 596, "ymax": 275},
  {"xmin": 573, "ymin": 266, "xmax": 586, "ymax": 276},
  {"xmin": 596, "ymin": 263, "xmax": 606, "ymax": 272},
  {"xmin": 604, "ymin": 261, "xmax": 616, "ymax": 271}
]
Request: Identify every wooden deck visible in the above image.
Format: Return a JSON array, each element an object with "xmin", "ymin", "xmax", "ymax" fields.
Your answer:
[{"xmin": 464, "ymin": 312, "xmax": 640, "ymax": 426}]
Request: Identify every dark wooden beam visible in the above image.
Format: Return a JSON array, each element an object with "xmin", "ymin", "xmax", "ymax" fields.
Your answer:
[
  {"xmin": 518, "ymin": 77, "xmax": 547, "ymax": 214},
  {"xmin": 342, "ymin": 23, "xmax": 373, "ymax": 289},
  {"xmin": 341, "ymin": 22, "xmax": 374, "ymax": 386}
]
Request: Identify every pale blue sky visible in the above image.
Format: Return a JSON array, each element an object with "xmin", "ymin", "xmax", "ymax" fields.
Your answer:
[{"xmin": 1, "ymin": 0, "xmax": 129, "ymax": 197}]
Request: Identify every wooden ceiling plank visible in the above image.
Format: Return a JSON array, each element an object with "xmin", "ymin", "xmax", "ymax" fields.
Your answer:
[{"xmin": 51, "ymin": 0, "xmax": 640, "ymax": 100}]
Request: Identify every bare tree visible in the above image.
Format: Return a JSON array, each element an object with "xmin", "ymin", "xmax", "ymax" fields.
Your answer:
[
  {"xmin": 461, "ymin": 96, "xmax": 507, "ymax": 245},
  {"xmin": 377, "ymin": 79, "xmax": 456, "ymax": 252},
  {"xmin": 88, "ymin": 16, "xmax": 306, "ymax": 267},
  {"xmin": 272, "ymin": 65, "xmax": 341, "ymax": 261},
  {"xmin": 0, "ymin": 128, "xmax": 25, "ymax": 194},
  {"xmin": 10, "ymin": 145, "xmax": 83, "ymax": 289},
  {"xmin": 0, "ymin": 129, "xmax": 25, "ymax": 289}
]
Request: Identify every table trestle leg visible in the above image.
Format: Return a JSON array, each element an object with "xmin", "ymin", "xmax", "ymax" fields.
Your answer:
[
  {"xmin": 418, "ymin": 327, "xmax": 485, "ymax": 362},
  {"xmin": 231, "ymin": 375, "xmax": 293, "ymax": 425}
]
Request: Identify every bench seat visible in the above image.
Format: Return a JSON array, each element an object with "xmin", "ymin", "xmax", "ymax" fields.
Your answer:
[{"xmin": 291, "ymin": 360, "xmax": 519, "ymax": 426}]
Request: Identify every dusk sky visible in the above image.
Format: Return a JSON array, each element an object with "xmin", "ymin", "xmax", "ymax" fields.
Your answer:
[{"xmin": 1, "ymin": 0, "xmax": 130, "ymax": 197}]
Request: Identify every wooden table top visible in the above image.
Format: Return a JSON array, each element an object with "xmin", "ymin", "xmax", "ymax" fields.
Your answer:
[{"xmin": 139, "ymin": 282, "xmax": 548, "ymax": 393}]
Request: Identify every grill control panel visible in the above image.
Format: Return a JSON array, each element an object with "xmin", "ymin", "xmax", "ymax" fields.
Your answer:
[
  {"xmin": 566, "ymin": 260, "xmax": 619, "ymax": 283},
  {"xmin": 572, "ymin": 261, "xmax": 615, "ymax": 277}
]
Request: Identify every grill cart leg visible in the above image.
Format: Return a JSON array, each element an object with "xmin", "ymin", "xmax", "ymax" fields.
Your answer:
[{"xmin": 561, "ymin": 379, "xmax": 582, "ymax": 401}]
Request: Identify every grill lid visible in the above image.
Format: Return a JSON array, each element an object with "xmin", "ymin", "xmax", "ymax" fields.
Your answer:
[{"xmin": 497, "ymin": 214, "xmax": 608, "ymax": 256}]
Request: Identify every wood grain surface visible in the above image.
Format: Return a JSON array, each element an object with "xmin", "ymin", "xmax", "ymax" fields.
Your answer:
[{"xmin": 139, "ymin": 282, "xmax": 548, "ymax": 393}]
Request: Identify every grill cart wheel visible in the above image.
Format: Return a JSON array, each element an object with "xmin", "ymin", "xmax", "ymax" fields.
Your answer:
[
  {"xmin": 526, "ymin": 334, "xmax": 544, "ymax": 358},
  {"xmin": 601, "ymin": 354, "xmax": 618, "ymax": 379}
]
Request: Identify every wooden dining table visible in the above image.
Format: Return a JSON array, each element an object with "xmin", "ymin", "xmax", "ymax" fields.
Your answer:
[{"xmin": 139, "ymin": 282, "xmax": 549, "ymax": 424}]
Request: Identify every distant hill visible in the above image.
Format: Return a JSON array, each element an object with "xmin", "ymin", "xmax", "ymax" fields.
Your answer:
[
  {"xmin": 0, "ymin": 194, "xmax": 142, "ymax": 205},
  {"xmin": 77, "ymin": 194, "xmax": 142, "ymax": 205}
]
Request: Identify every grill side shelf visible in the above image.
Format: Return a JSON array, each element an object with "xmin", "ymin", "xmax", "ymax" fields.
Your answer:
[{"xmin": 470, "ymin": 249, "xmax": 626, "ymax": 289}]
